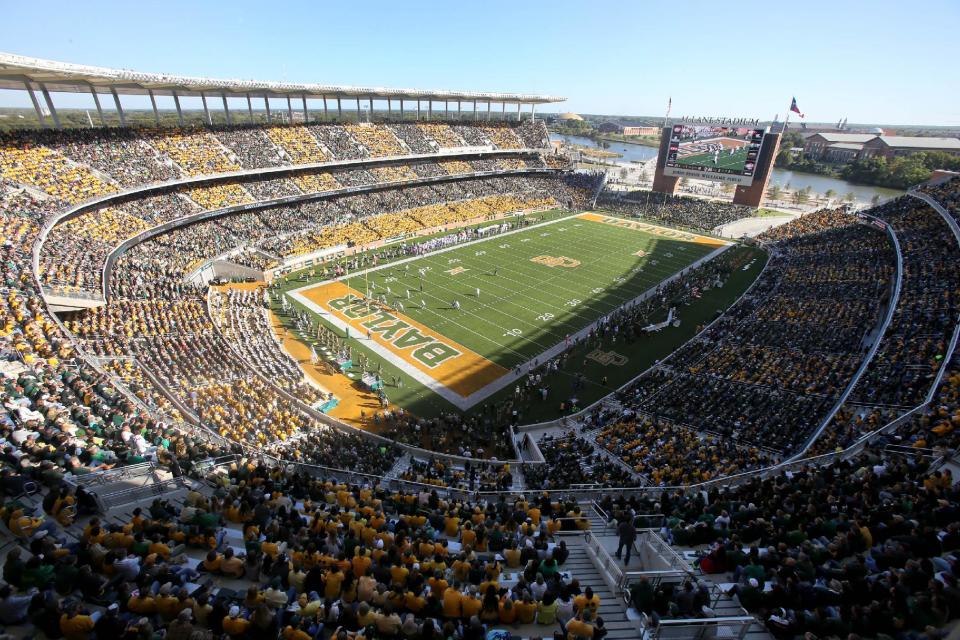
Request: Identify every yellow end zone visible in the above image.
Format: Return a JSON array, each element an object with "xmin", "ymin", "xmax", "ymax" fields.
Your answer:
[
  {"xmin": 577, "ymin": 212, "xmax": 729, "ymax": 247},
  {"xmin": 301, "ymin": 281, "xmax": 509, "ymax": 397}
]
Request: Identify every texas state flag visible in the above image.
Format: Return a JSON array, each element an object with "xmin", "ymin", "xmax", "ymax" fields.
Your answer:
[{"xmin": 790, "ymin": 97, "xmax": 804, "ymax": 118}]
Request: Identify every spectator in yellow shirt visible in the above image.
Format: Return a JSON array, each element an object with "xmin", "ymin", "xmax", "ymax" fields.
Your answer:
[
  {"xmin": 442, "ymin": 585, "xmax": 462, "ymax": 619},
  {"xmin": 461, "ymin": 588, "xmax": 482, "ymax": 618},
  {"xmin": 220, "ymin": 548, "xmax": 245, "ymax": 578},
  {"xmin": 515, "ymin": 594, "xmax": 537, "ymax": 624},
  {"xmin": 222, "ymin": 606, "xmax": 250, "ymax": 637},
  {"xmin": 325, "ymin": 567, "xmax": 346, "ymax": 599},
  {"xmin": 59, "ymin": 603, "xmax": 98, "ymax": 640}
]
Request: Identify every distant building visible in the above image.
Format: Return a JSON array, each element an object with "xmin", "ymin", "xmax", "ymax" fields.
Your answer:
[
  {"xmin": 557, "ymin": 112, "xmax": 584, "ymax": 121},
  {"xmin": 803, "ymin": 132, "xmax": 960, "ymax": 163},
  {"xmin": 594, "ymin": 122, "xmax": 658, "ymax": 136},
  {"xmin": 860, "ymin": 136, "xmax": 960, "ymax": 159},
  {"xmin": 803, "ymin": 133, "xmax": 875, "ymax": 160},
  {"xmin": 622, "ymin": 126, "xmax": 659, "ymax": 136},
  {"xmin": 823, "ymin": 143, "xmax": 865, "ymax": 163}
]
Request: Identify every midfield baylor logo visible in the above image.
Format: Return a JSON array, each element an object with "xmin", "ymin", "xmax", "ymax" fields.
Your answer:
[
  {"xmin": 328, "ymin": 294, "xmax": 461, "ymax": 368},
  {"xmin": 586, "ymin": 348, "xmax": 628, "ymax": 366},
  {"xmin": 530, "ymin": 255, "xmax": 581, "ymax": 268}
]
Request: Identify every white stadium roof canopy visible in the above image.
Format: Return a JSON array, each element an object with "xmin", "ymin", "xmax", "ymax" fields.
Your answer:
[{"xmin": 0, "ymin": 52, "xmax": 566, "ymax": 105}]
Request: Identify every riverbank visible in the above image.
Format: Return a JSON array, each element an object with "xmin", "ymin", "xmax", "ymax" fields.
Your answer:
[
  {"xmin": 575, "ymin": 145, "xmax": 622, "ymax": 159},
  {"xmin": 773, "ymin": 162, "xmax": 917, "ymax": 193},
  {"xmin": 596, "ymin": 134, "xmax": 661, "ymax": 147}
]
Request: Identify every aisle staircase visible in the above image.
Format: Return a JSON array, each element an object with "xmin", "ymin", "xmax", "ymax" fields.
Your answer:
[
  {"xmin": 571, "ymin": 502, "xmax": 772, "ymax": 640},
  {"xmin": 383, "ymin": 452, "xmax": 411, "ymax": 481},
  {"xmin": 562, "ymin": 535, "xmax": 638, "ymax": 638}
]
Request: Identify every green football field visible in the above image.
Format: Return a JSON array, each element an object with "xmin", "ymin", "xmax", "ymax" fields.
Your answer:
[
  {"xmin": 676, "ymin": 145, "xmax": 749, "ymax": 172},
  {"xmin": 339, "ymin": 213, "xmax": 721, "ymax": 367},
  {"xmin": 274, "ymin": 210, "xmax": 766, "ymax": 425}
]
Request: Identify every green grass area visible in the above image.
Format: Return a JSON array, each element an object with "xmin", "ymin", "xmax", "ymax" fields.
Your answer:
[
  {"xmin": 755, "ymin": 208, "xmax": 789, "ymax": 218},
  {"xmin": 596, "ymin": 134, "xmax": 661, "ymax": 148},
  {"xmin": 272, "ymin": 212, "xmax": 767, "ymax": 424}
]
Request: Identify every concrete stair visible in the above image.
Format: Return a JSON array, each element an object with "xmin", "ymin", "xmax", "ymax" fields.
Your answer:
[
  {"xmin": 708, "ymin": 588, "xmax": 772, "ymax": 639},
  {"xmin": 564, "ymin": 540, "xmax": 638, "ymax": 639},
  {"xmin": 586, "ymin": 506, "xmax": 613, "ymax": 532},
  {"xmin": 384, "ymin": 452, "xmax": 411, "ymax": 481},
  {"xmin": 510, "ymin": 464, "xmax": 527, "ymax": 491}
]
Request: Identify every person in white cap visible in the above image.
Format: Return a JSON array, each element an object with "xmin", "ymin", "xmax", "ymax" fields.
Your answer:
[{"xmin": 222, "ymin": 605, "xmax": 249, "ymax": 637}]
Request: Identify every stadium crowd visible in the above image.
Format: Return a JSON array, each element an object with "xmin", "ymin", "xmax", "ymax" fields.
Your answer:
[
  {"xmin": 846, "ymin": 199, "xmax": 960, "ymax": 408},
  {"xmin": 24, "ymin": 162, "xmax": 572, "ymax": 295},
  {"xmin": 613, "ymin": 209, "xmax": 893, "ymax": 457},
  {"xmin": 5, "ymin": 114, "xmax": 960, "ymax": 639},
  {"xmin": 597, "ymin": 190, "xmax": 753, "ymax": 233}
]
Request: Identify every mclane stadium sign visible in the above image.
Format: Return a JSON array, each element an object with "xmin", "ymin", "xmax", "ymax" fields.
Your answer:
[{"xmin": 679, "ymin": 116, "xmax": 761, "ymax": 126}]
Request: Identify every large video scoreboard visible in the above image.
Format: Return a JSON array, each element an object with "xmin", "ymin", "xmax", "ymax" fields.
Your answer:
[{"xmin": 663, "ymin": 123, "xmax": 767, "ymax": 186}]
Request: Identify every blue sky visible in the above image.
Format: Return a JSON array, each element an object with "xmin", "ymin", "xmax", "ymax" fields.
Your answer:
[{"xmin": 1, "ymin": 0, "xmax": 958, "ymax": 126}]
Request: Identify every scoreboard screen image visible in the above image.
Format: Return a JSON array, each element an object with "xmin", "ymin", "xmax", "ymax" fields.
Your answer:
[{"xmin": 663, "ymin": 124, "xmax": 767, "ymax": 186}]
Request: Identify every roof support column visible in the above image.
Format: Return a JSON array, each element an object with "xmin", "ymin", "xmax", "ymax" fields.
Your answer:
[
  {"xmin": 502, "ymin": 101, "xmax": 506, "ymax": 121},
  {"xmin": 487, "ymin": 100, "xmax": 491, "ymax": 121},
  {"xmin": 531, "ymin": 104, "xmax": 536, "ymax": 122},
  {"xmin": 517, "ymin": 102, "xmax": 522, "ymax": 122},
  {"xmin": 387, "ymin": 98, "xmax": 392, "ymax": 119},
  {"xmin": 445, "ymin": 100, "xmax": 449, "ymax": 119},
  {"xmin": 172, "ymin": 91, "xmax": 184, "ymax": 127},
  {"xmin": 221, "ymin": 93, "xmax": 231, "ymax": 125},
  {"xmin": 200, "ymin": 92, "xmax": 211, "ymax": 125},
  {"xmin": 286, "ymin": 95, "xmax": 294, "ymax": 123},
  {"xmin": 369, "ymin": 96, "xmax": 374, "ymax": 122},
  {"xmin": 473, "ymin": 100, "xmax": 477, "ymax": 121},
  {"xmin": 337, "ymin": 98, "xmax": 342, "ymax": 121},
  {"xmin": 399, "ymin": 99, "xmax": 404, "ymax": 121},
  {"xmin": 356, "ymin": 97, "xmax": 361, "ymax": 122},
  {"xmin": 428, "ymin": 100, "xmax": 432, "ymax": 119},
  {"xmin": 89, "ymin": 86, "xmax": 106, "ymax": 127},
  {"xmin": 246, "ymin": 94, "xmax": 253, "ymax": 121},
  {"xmin": 110, "ymin": 88, "xmax": 126, "ymax": 127},
  {"xmin": 23, "ymin": 81, "xmax": 47, "ymax": 128},
  {"xmin": 302, "ymin": 95, "xmax": 309, "ymax": 122},
  {"xmin": 322, "ymin": 96, "xmax": 328, "ymax": 121},
  {"xmin": 264, "ymin": 95, "xmax": 271, "ymax": 121},
  {"xmin": 37, "ymin": 84, "xmax": 61, "ymax": 129},
  {"xmin": 148, "ymin": 90, "xmax": 160, "ymax": 126},
  {"xmin": 416, "ymin": 100, "xmax": 420, "ymax": 121},
  {"xmin": 457, "ymin": 100, "xmax": 461, "ymax": 121}
]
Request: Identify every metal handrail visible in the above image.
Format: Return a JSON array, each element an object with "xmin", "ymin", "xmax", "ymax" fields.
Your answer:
[{"xmin": 644, "ymin": 616, "xmax": 755, "ymax": 640}]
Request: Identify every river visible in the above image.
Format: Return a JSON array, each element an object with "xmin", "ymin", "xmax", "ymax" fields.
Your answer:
[
  {"xmin": 552, "ymin": 133, "xmax": 659, "ymax": 163},
  {"xmin": 550, "ymin": 133, "xmax": 903, "ymax": 205}
]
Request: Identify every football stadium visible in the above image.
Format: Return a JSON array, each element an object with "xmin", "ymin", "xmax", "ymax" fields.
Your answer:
[{"xmin": 0, "ymin": 5, "xmax": 958, "ymax": 639}]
